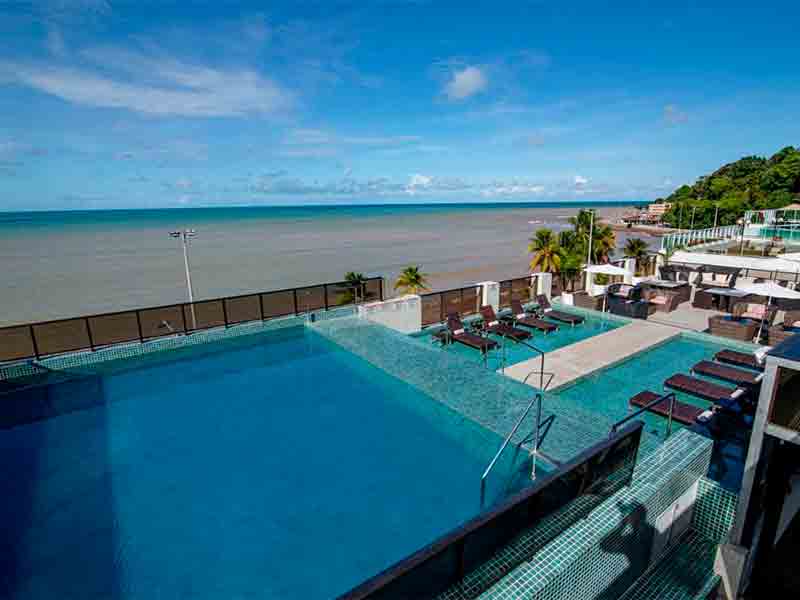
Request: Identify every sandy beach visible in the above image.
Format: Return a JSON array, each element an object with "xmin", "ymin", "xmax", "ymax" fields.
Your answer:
[{"xmin": 0, "ymin": 203, "xmax": 650, "ymax": 326}]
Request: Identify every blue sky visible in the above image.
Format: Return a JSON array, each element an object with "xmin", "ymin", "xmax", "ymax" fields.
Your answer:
[{"xmin": 1, "ymin": 1, "xmax": 799, "ymax": 210}]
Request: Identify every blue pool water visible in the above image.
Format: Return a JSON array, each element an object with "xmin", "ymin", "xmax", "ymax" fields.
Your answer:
[
  {"xmin": 554, "ymin": 335, "xmax": 753, "ymax": 490},
  {"xmin": 422, "ymin": 311, "xmax": 624, "ymax": 369},
  {"xmin": 0, "ymin": 326, "xmax": 528, "ymax": 599}
]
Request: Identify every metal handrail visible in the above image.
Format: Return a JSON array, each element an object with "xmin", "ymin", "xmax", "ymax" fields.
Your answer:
[
  {"xmin": 610, "ymin": 391, "xmax": 677, "ymax": 438},
  {"xmin": 480, "ymin": 392, "xmax": 543, "ymax": 507},
  {"xmin": 523, "ymin": 370, "xmax": 556, "ymax": 392}
]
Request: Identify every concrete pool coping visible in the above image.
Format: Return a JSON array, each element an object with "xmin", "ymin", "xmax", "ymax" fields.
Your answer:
[
  {"xmin": 502, "ymin": 300, "xmax": 762, "ymax": 391},
  {"xmin": 503, "ymin": 318, "xmax": 681, "ymax": 390}
]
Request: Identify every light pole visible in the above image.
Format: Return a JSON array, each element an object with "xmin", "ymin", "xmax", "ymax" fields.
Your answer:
[
  {"xmin": 170, "ymin": 229, "xmax": 197, "ymax": 329},
  {"xmin": 714, "ymin": 204, "xmax": 719, "ymax": 229},
  {"xmin": 690, "ymin": 206, "xmax": 696, "ymax": 230},
  {"xmin": 586, "ymin": 209, "xmax": 594, "ymax": 293}
]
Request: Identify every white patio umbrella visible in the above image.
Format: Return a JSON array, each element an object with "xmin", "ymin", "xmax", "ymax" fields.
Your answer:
[
  {"xmin": 735, "ymin": 281, "xmax": 800, "ymax": 341},
  {"xmin": 585, "ymin": 264, "xmax": 630, "ymax": 312},
  {"xmin": 585, "ymin": 263, "xmax": 630, "ymax": 276},
  {"xmin": 779, "ymin": 252, "xmax": 800, "ymax": 262}
]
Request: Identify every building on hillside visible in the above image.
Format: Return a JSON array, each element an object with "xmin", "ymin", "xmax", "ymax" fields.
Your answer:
[{"xmin": 647, "ymin": 201, "xmax": 672, "ymax": 217}]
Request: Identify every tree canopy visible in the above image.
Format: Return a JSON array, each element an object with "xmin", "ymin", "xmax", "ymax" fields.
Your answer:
[{"xmin": 659, "ymin": 146, "xmax": 800, "ymax": 229}]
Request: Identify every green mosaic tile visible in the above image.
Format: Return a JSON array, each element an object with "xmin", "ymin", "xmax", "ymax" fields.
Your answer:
[
  {"xmin": 617, "ymin": 530, "xmax": 720, "ymax": 600},
  {"xmin": 691, "ymin": 477, "xmax": 738, "ymax": 544},
  {"xmin": 434, "ymin": 430, "xmax": 715, "ymax": 600}
]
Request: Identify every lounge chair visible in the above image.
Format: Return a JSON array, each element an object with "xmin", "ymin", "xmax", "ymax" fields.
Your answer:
[
  {"xmin": 445, "ymin": 314, "xmax": 498, "ymax": 353},
  {"xmin": 629, "ymin": 391, "xmax": 704, "ymax": 426},
  {"xmin": 690, "ymin": 360, "xmax": 763, "ymax": 387},
  {"xmin": 713, "ymin": 349, "xmax": 765, "ymax": 372},
  {"xmin": 535, "ymin": 295, "xmax": 584, "ymax": 326},
  {"xmin": 510, "ymin": 300, "xmax": 558, "ymax": 334},
  {"xmin": 479, "ymin": 306, "xmax": 531, "ymax": 342},
  {"xmin": 664, "ymin": 373, "xmax": 747, "ymax": 404}
]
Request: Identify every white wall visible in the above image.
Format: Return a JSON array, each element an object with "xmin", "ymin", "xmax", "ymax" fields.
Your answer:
[
  {"xmin": 479, "ymin": 281, "xmax": 500, "ymax": 311},
  {"xmin": 357, "ymin": 295, "xmax": 422, "ymax": 334}
]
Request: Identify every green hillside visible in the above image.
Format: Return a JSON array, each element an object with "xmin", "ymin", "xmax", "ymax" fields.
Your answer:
[{"xmin": 658, "ymin": 146, "xmax": 800, "ymax": 229}]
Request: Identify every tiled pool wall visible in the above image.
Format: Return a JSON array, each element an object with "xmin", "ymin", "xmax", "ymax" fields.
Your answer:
[
  {"xmin": 312, "ymin": 316, "xmax": 624, "ymax": 467},
  {"xmin": 550, "ymin": 329, "xmax": 757, "ymax": 395},
  {"xmin": 504, "ymin": 430, "xmax": 736, "ymax": 600},
  {"xmin": 415, "ymin": 301, "xmax": 630, "ymax": 370},
  {"xmin": 0, "ymin": 314, "xmax": 324, "ymax": 428},
  {"xmin": 0, "ymin": 305, "xmax": 363, "ymax": 383}
]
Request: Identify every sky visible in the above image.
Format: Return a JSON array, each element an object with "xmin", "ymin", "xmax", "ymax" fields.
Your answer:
[{"xmin": 0, "ymin": 0, "xmax": 799, "ymax": 211}]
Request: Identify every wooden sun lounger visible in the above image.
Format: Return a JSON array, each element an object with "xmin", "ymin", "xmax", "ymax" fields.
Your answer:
[
  {"xmin": 479, "ymin": 306, "xmax": 531, "ymax": 341},
  {"xmin": 446, "ymin": 315, "xmax": 498, "ymax": 353},
  {"xmin": 510, "ymin": 300, "xmax": 558, "ymax": 333},
  {"xmin": 691, "ymin": 360, "xmax": 764, "ymax": 387},
  {"xmin": 629, "ymin": 391, "xmax": 705, "ymax": 426},
  {"xmin": 535, "ymin": 295, "xmax": 584, "ymax": 326},
  {"xmin": 713, "ymin": 349, "xmax": 764, "ymax": 372},
  {"xmin": 664, "ymin": 373, "xmax": 747, "ymax": 404}
]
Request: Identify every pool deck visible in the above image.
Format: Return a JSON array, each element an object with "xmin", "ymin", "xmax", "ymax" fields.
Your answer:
[
  {"xmin": 503, "ymin": 319, "xmax": 680, "ymax": 390},
  {"xmin": 646, "ymin": 303, "xmax": 727, "ymax": 332}
]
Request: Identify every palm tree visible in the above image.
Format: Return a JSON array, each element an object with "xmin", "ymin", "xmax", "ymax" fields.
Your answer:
[
  {"xmin": 623, "ymin": 238, "xmax": 649, "ymax": 274},
  {"xmin": 568, "ymin": 209, "xmax": 594, "ymax": 237},
  {"xmin": 342, "ymin": 271, "xmax": 368, "ymax": 304},
  {"xmin": 528, "ymin": 229, "xmax": 562, "ymax": 273},
  {"xmin": 590, "ymin": 224, "xmax": 616, "ymax": 263},
  {"xmin": 559, "ymin": 249, "xmax": 583, "ymax": 292},
  {"xmin": 394, "ymin": 265, "xmax": 430, "ymax": 295}
]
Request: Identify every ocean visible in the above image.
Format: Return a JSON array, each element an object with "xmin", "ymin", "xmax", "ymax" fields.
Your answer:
[{"xmin": 0, "ymin": 202, "xmax": 652, "ymax": 326}]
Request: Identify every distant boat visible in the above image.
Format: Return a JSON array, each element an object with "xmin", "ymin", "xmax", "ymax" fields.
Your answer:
[{"xmin": 528, "ymin": 220, "xmax": 544, "ymax": 225}]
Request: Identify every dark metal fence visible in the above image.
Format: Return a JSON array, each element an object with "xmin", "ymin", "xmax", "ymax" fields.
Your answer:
[
  {"xmin": 338, "ymin": 420, "xmax": 643, "ymax": 600},
  {"xmin": 0, "ymin": 277, "xmax": 383, "ymax": 363},
  {"xmin": 420, "ymin": 285, "xmax": 482, "ymax": 326},
  {"xmin": 498, "ymin": 276, "xmax": 535, "ymax": 308}
]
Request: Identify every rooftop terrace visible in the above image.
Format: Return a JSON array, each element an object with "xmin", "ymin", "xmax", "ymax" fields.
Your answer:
[{"xmin": 0, "ymin": 267, "xmax": 780, "ymax": 600}]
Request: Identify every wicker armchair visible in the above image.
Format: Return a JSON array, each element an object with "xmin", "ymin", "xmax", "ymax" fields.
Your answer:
[
  {"xmin": 708, "ymin": 315, "xmax": 757, "ymax": 342},
  {"xmin": 784, "ymin": 310, "xmax": 800, "ymax": 328},
  {"xmin": 572, "ymin": 291, "xmax": 605, "ymax": 311},
  {"xmin": 692, "ymin": 289, "xmax": 715, "ymax": 309},
  {"xmin": 643, "ymin": 288, "xmax": 685, "ymax": 313},
  {"xmin": 768, "ymin": 310, "xmax": 800, "ymax": 345}
]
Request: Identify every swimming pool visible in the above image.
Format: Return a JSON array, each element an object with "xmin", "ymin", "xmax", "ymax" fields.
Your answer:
[
  {"xmin": 0, "ymin": 325, "xmax": 531, "ymax": 599},
  {"xmin": 553, "ymin": 334, "xmax": 754, "ymax": 490},
  {"xmin": 420, "ymin": 309, "xmax": 625, "ymax": 370}
]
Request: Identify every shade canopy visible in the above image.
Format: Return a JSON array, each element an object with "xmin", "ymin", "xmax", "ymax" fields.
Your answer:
[
  {"xmin": 585, "ymin": 264, "xmax": 629, "ymax": 276},
  {"xmin": 735, "ymin": 281, "xmax": 800, "ymax": 300},
  {"xmin": 670, "ymin": 251, "xmax": 800, "ymax": 274},
  {"xmin": 779, "ymin": 252, "xmax": 800, "ymax": 262}
]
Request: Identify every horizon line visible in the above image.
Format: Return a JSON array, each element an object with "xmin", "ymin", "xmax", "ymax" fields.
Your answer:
[{"xmin": 0, "ymin": 199, "xmax": 649, "ymax": 214}]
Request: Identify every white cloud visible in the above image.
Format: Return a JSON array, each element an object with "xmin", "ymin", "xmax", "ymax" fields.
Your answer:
[
  {"xmin": 278, "ymin": 128, "xmax": 422, "ymax": 158},
  {"xmin": 480, "ymin": 183, "xmax": 546, "ymax": 197},
  {"xmin": 574, "ymin": 175, "xmax": 589, "ymax": 186},
  {"xmin": 248, "ymin": 172, "xmax": 553, "ymax": 199},
  {"xmin": 2, "ymin": 46, "xmax": 293, "ymax": 118},
  {"xmin": 408, "ymin": 173, "xmax": 432, "ymax": 188},
  {"xmin": 444, "ymin": 66, "xmax": 487, "ymax": 100}
]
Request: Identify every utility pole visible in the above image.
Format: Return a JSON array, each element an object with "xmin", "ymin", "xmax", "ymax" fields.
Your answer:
[
  {"xmin": 690, "ymin": 206, "xmax": 696, "ymax": 230},
  {"xmin": 170, "ymin": 229, "xmax": 197, "ymax": 329},
  {"xmin": 714, "ymin": 205, "xmax": 719, "ymax": 228}
]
